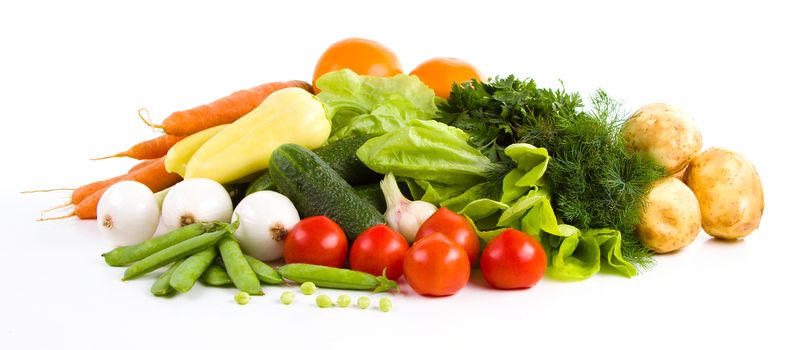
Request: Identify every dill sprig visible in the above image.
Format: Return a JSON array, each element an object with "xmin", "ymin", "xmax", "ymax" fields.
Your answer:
[{"xmin": 439, "ymin": 76, "xmax": 666, "ymax": 268}]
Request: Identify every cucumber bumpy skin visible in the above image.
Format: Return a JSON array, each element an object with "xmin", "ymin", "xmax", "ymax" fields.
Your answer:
[{"xmin": 269, "ymin": 144, "xmax": 385, "ymax": 241}]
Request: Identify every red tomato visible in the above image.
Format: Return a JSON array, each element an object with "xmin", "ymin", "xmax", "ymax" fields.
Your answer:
[
  {"xmin": 415, "ymin": 208, "xmax": 480, "ymax": 266},
  {"xmin": 284, "ymin": 216, "xmax": 348, "ymax": 268},
  {"xmin": 312, "ymin": 38, "xmax": 402, "ymax": 93},
  {"xmin": 349, "ymin": 224, "xmax": 409, "ymax": 280},
  {"xmin": 480, "ymin": 229, "xmax": 547, "ymax": 289},
  {"xmin": 403, "ymin": 233, "xmax": 470, "ymax": 296}
]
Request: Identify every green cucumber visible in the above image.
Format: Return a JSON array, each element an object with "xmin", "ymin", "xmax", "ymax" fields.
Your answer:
[
  {"xmin": 269, "ymin": 144, "xmax": 385, "ymax": 241},
  {"xmin": 312, "ymin": 135, "xmax": 381, "ymax": 186},
  {"xmin": 353, "ymin": 183, "xmax": 386, "ymax": 213},
  {"xmin": 246, "ymin": 136, "xmax": 380, "ymax": 196}
]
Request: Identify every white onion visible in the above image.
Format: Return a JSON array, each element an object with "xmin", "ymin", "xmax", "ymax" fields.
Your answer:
[
  {"xmin": 232, "ymin": 191, "xmax": 299, "ymax": 261},
  {"xmin": 97, "ymin": 181, "xmax": 160, "ymax": 246},
  {"xmin": 161, "ymin": 178, "xmax": 233, "ymax": 230}
]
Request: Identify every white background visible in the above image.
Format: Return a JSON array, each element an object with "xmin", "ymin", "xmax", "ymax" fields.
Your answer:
[{"xmin": 2, "ymin": 0, "xmax": 807, "ymax": 349}]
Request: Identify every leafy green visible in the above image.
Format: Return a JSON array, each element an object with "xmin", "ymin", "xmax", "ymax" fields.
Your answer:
[
  {"xmin": 439, "ymin": 76, "xmax": 666, "ymax": 268},
  {"xmin": 316, "ymin": 69, "xmax": 438, "ymax": 143},
  {"xmin": 540, "ymin": 226, "xmax": 636, "ymax": 280},
  {"xmin": 356, "ymin": 120, "xmax": 491, "ymax": 186}
]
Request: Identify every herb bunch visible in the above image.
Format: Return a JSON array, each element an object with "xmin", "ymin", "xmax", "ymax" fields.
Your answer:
[{"xmin": 439, "ymin": 76, "xmax": 666, "ymax": 267}]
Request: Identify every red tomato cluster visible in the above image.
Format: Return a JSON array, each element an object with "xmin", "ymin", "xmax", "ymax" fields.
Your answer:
[{"xmin": 282, "ymin": 209, "xmax": 546, "ymax": 297}]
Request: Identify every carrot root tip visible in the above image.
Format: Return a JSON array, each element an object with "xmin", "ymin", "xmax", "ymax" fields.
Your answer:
[
  {"xmin": 138, "ymin": 108, "xmax": 164, "ymax": 130},
  {"xmin": 20, "ymin": 188, "xmax": 76, "ymax": 194}
]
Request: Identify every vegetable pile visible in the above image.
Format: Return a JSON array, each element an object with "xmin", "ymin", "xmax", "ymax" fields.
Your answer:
[{"xmin": 39, "ymin": 37, "xmax": 765, "ymax": 304}]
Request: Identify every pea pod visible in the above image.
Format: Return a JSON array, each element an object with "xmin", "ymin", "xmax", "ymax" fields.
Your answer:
[
  {"xmin": 122, "ymin": 229, "xmax": 228, "ymax": 281},
  {"xmin": 244, "ymin": 255, "xmax": 283, "ymax": 285},
  {"xmin": 150, "ymin": 259, "xmax": 184, "ymax": 296},
  {"xmin": 277, "ymin": 263, "xmax": 399, "ymax": 293},
  {"xmin": 218, "ymin": 236, "xmax": 263, "ymax": 295},
  {"xmin": 169, "ymin": 246, "xmax": 217, "ymax": 293},
  {"xmin": 200, "ymin": 264, "xmax": 232, "ymax": 286},
  {"xmin": 103, "ymin": 222, "xmax": 224, "ymax": 266}
]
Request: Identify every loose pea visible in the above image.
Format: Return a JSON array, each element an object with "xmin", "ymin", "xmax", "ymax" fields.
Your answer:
[
  {"xmin": 379, "ymin": 297, "xmax": 392, "ymax": 312},
  {"xmin": 300, "ymin": 281, "xmax": 317, "ymax": 295},
  {"xmin": 316, "ymin": 294, "xmax": 333, "ymax": 308},
  {"xmin": 357, "ymin": 296, "xmax": 371, "ymax": 309},
  {"xmin": 280, "ymin": 291, "xmax": 295, "ymax": 305},
  {"xmin": 235, "ymin": 291, "xmax": 251, "ymax": 305},
  {"xmin": 337, "ymin": 295, "xmax": 351, "ymax": 308}
]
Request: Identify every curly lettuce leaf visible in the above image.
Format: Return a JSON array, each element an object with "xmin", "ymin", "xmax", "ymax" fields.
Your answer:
[
  {"xmin": 357, "ymin": 120, "xmax": 491, "ymax": 186},
  {"xmin": 541, "ymin": 226, "xmax": 637, "ymax": 280},
  {"xmin": 316, "ymin": 69, "xmax": 438, "ymax": 143}
]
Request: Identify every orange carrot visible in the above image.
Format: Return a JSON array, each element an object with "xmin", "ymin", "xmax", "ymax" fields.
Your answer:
[
  {"xmin": 128, "ymin": 158, "xmax": 159, "ymax": 174},
  {"xmin": 62, "ymin": 159, "xmax": 158, "ymax": 207},
  {"xmin": 43, "ymin": 157, "xmax": 181, "ymax": 220},
  {"xmin": 92, "ymin": 134, "xmax": 185, "ymax": 160},
  {"xmin": 140, "ymin": 80, "xmax": 312, "ymax": 136}
]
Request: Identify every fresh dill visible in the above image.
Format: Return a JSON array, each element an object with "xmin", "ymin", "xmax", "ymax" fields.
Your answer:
[{"xmin": 438, "ymin": 76, "xmax": 666, "ymax": 268}]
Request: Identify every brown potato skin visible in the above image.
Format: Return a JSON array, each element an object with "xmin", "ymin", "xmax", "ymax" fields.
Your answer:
[
  {"xmin": 637, "ymin": 177, "xmax": 701, "ymax": 253},
  {"xmin": 683, "ymin": 148, "xmax": 764, "ymax": 239},
  {"xmin": 623, "ymin": 103, "xmax": 703, "ymax": 174}
]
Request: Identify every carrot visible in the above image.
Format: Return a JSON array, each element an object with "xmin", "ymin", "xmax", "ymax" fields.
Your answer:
[
  {"xmin": 42, "ymin": 157, "xmax": 181, "ymax": 220},
  {"xmin": 128, "ymin": 158, "xmax": 159, "ymax": 174},
  {"xmin": 92, "ymin": 134, "xmax": 185, "ymax": 160},
  {"xmin": 140, "ymin": 80, "xmax": 312, "ymax": 136}
]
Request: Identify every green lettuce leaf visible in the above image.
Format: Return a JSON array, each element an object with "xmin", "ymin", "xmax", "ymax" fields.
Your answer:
[
  {"xmin": 316, "ymin": 69, "xmax": 438, "ymax": 143},
  {"xmin": 357, "ymin": 120, "xmax": 491, "ymax": 186},
  {"xmin": 541, "ymin": 226, "xmax": 637, "ymax": 280}
]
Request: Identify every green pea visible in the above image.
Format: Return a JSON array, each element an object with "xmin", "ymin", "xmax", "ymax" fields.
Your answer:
[
  {"xmin": 104, "ymin": 222, "xmax": 223, "ymax": 267},
  {"xmin": 336, "ymin": 295, "xmax": 351, "ymax": 308},
  {"xmin": 200, "ymin": 264, "xmax": 232, "ymax": 286},
  {"xmin": 280, "ymin": 291, "xmax": 295, "ymax": 305},
  {"xmin": 278, "ymin": 263, "xmax": 399, "ymax": 293},
  {"xmin": 316, "ymin": 294, "xmax": 333, "ymax": 308},
  {"xmin": 357, "ymin": 296, "xmax": 371, "ymax": 309},
  {"xmin": 170, "ymin": 246, "xmax": 217, "ymax": 293},
  {"xmin": 219, "ymin": 236, "xmax": 263, "ymax": 296},
  {"xmin": 150, "ymin": 259, "xmax": 184, "ymax": 296},
  {"xmin": 300, "ymin": 281, "xmax": 317, "ymax": 295},
  {"xmin": 379, "ymin": 297, "xmax": 392, "ymax": 312},
  {"xmin": 235, "ymin": 291, "xmax": 250, "ymax": 305},
  {"xmin": 244, "ymin": 255, "xmax": 283, "ymax": 285},
  {"xmin": 123, "ymin": 229, "xmax": 228, "ymax": 280}
]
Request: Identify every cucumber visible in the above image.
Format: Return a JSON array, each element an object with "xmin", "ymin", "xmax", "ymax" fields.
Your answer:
[
  {"xmin": 311, "ymin": 136, "xmax": 381, "ymax": 186},
  {"xmin": 245, "ymin": 171, "xmax": 275, "ymax": 196},
  {"xmin": 353, "ymin": 183, "xmax": 386, "ymax": 213},
  {"xmin": 269, "ymin": 144, "xmax": 385, "ymax": 241},
  {"xmin": 246, "ymin": 136, "xmax": 380, "ymax": 196}
]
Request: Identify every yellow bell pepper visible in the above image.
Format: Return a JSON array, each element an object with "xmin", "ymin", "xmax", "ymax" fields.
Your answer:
[
  {"xmin": 164, "ymin": 124, "xmax": 228, "ymax": 177},
  {"xmin": 184, "ymin": 87, "xmax": 331, "ymax": 183}
]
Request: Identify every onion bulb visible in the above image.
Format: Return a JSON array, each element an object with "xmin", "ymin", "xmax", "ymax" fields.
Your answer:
[
  {"xmin": 231, "ymin": 191, "xmax": 299, "ymax": 261},
  {"xmin": 161, "ymin": 178, "xmax": 233, "ymax": 230},
  {"xmin": 381, "ymin": 173, "xmax": 437, "ymax": 243},
  {"xmin": 97, "ymin": 181, "xmax": 160, "ymax": 246}
]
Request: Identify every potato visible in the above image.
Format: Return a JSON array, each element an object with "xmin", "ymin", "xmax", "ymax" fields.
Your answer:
[
  {"xmin": 637, "ymin": 177, "xmax": 701, "ymax": 253},
  {"xmin": 622, "ymin": 103, "xmax": 703, "ymax": 174},
  {"xmin": 683, "ymin": 148, "xmax": 764, "ymax": 239}
]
